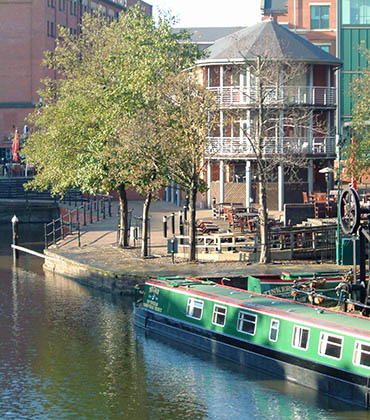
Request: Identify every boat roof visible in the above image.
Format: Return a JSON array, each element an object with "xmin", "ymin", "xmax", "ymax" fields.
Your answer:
[{"xmin": 149, "ymin": 276, "xmax": 370, "ymax": 340}]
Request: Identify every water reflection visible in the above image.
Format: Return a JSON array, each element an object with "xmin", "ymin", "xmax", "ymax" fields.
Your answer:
[{"xmin": 1, "ymin": 224, "xmax": 370, "ymax": 419}]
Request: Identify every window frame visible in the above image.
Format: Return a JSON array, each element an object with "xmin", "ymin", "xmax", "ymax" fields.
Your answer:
[
  {"xmin": 237, "ymin": 311, "xmax": 257, "ymax": 336},
  {"xmin": 353, "ymin": 341, "xmax": 370, "ymax": 369},
  {"xmin": 212, "ymin": 304, "xmax": 227, "ymax": 327},
  {"xmin": 318, "ymin": 332, "xmax": 343, "ymax": 360},
  {"xmin": 269, "ymin": 319, "xmax": 280, "ymax": 342},
  {"xmin": 186, "ymin": 298, "xmax": 204, "ymax": 320},
  {"xmin": 292, "ymin": 325, "xmax": 310, "ymax": 351},
  {"xmin": 310, "ymin": 5, "xmax": 330, "ymax": 30}
]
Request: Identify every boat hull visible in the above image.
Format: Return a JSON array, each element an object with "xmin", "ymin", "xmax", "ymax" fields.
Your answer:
[{"xmin": 134, "ymin": 305, "xmax": 370, "ymax": 408}]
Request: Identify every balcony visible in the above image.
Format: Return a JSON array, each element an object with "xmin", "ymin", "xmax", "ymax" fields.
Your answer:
[
  {"xmin": 208, "ymin": 86, "xmax": 336, "ymax": 107},
  {"xmin": 205, "ymin": 136, "xmax": 336, "ymax": 159}
]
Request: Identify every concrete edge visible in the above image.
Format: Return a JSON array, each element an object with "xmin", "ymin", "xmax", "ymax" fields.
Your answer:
[{"xmin": 44, "ymin": 249, "xmax": 147, "ymax": 296}]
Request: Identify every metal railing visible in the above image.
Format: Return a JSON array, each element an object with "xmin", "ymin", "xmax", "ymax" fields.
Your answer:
[
  {"xmin": 44, "ymin": 195, "xmax": 113, "ymax": 249},
  {"xmin": 208, "ymin": 86, "xmax": 336, "ymax": 107},
  {"xmin": 205, "ymin": 136, "xmax": 336, "ymax": 158}
]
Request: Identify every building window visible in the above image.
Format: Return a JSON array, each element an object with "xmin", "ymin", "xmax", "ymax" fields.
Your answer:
[
  {"xmin": 353, "ymin": 341, "xmax": 370, "ymax": 368},
  {"xmin": 237, "ymin": 311, "xmax": 257, "ymax": 335},
  {"xmin": 315, "ymin": 44, "xmax": 331, "ymax": 53},
  {"xmin": 310, "ymin": 5, "xmax": 330, "ymax": 29},
  {"xmin": 292, "ymin": 326, "xmax": 310, "ymax": 350},
  {"xmin": 70, "ymin": 0, "xmax": 77, "ymax": 15},
  {"xmin": 343, "ymin": 0, "xmax": 370, "ymax": 25},
  {"xmin": 48, "ymin": 0, "xmax": 55, "ymax": 8},
  {"xmin": 47, "ymin": 21, "xmax": 55, "ymax": 37},
  {"xmin": 212, "ymin": 305, "xmax": 227, "ymax": 327},
  {"xmin": 186, "ymin": 298, "xmax": 203, "ymax": 320},
  {"xmin": 319, "ymin": 333, "xmax": 343, "ymax": 359},
  {"xmin": 269, "ymin": 319, "xmax": 279, "ymax": 342}
]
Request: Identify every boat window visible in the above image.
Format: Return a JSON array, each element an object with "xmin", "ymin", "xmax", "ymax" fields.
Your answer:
[
  {"xmin": 269, "ymin": 319, "xmax": 279, "ymax": 342},
  {"xmin": 186, "ymin": 298, "xmax": 203, "ymax": 320},
  {"xmin": 318, "ymin": 332, "xmax": 343, "ymax": 359},
  {"xmin": 353, "ymin": 341, "xmax": 370, "ymax": 369},
  {"xmin": 212, "ymin": 305, "xmax": 227, "ymax": 327},
  {"xmin": 237, "ymin": 311, "xmax": 257, "ymax": 335},
  {"xmin": 292, "ymin": 325, "xmax": 310, "ymax": 350}
]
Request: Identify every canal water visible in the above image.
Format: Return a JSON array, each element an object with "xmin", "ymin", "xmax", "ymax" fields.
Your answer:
[{"xmin": 0, "ymin": 224, "xmax": 369, "ymax": 419}]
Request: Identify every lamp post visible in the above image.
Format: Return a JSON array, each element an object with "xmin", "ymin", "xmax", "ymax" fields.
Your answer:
[{"xmin": 336, "ymin": 133, "xmax": 347, "ymax": 265}]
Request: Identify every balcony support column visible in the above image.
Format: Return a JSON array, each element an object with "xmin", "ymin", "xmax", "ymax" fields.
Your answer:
[
  {"xmin": 245, "ymin": 160, "xmax": 252, "ymax": 208},
  {"xmin": 171, "ymin": 180, "xmax": 175, "ymax": 204},
  {"xmin": 308, "ymin": 160, "xmax": 314, "ymax": 196},
  {"xmin": 207, "ymin": 160, "xmax": 212, "ymax": 209},
  {"xmin": 219, "ymin": 160, "xmax": 225, "ymax": 204},
  {"xmin": 278, "ymin": 164, "xmax": 284, "ymax": 212}
]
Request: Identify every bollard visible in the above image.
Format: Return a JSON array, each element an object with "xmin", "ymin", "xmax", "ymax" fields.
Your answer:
[
  {"xmin": 171, "ymin": 212, "xmax": 175, "ymax": 235},
  {"xmin": 163, "ymin": 216, "xmax": 167, "ymax": 238},
  {"xmin": 108, "ymin": 198, "xmax": 112, "ymax": 217},
  {"xmin": 178, "ymin": 210, "xmax": 183, "ymax": 229},
  {"xmin": 83, "ymin": 203, "xmax": 86, "ymax": 226},
  {"xmin": 11, "ymin": 215, "xmax": 19, "ymax": 263},
  {"xmin": 183, "ymin": 205, "xmax": 188, "ymax": 222}
]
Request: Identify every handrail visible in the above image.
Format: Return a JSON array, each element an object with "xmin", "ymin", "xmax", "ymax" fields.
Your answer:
[
  {"xmin": 44, "ymin": 195, "xmax": 113, "ymax": 249},
  {"xmin": 208, "ymin": 85, "xmax": 337, "ymax": 106}
]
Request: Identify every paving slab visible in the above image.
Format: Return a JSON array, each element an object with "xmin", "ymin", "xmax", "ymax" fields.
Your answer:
[{"xmin": 45, "ymin": 200, "xmax": 348, "ymax": 282}]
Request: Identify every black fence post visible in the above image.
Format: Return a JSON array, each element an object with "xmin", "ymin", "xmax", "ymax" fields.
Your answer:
[
  {"xmin": 69, "ymin": 211, "xmax": 72, "ymax": 234},
  {"xmin": 102, "ymin": 200, "xmax": 106, "ymax": 219},
  {"xmin": 83, "ymin": 203, "xmax": 86, "ymax": 226},
  {"xmin": 171, "ymin": 212, "xmax": 175, "ymax": 235},
  {"xmin": 108, "ymin": 198, "xmax": 112, "ymax": 217},
  {"xmin": 44, "ymin": 223, "xmax": 48, "ymax": 249},
  {"xmin": 96, "ymin": 200, "xmax": 99, "ymax": 221},
  {"xmin": 163, "ymin": 216, "xmax": 167, "ymax": 238},
  {"xmin": 77, "ymin": 220, "xmax": 81, "ymax": 247},
  {"xmin": 90, "ymin": 203, "xmax": 93, "ymax": 224},
  {"xmin": 52, "ymin": 219, "xmax": 56, "ymax": 245}
]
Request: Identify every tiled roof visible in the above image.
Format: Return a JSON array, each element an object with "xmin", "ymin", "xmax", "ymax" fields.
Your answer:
[
  {"xmin": 172, "ymin": 27, "xmax": 244, "ymax": 49},
  {"xmin": 199, "ymin": 20, "xmax": 342, "ymax": 65}
]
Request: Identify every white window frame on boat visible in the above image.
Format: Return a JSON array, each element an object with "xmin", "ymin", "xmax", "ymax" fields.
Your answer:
[
  {"xmin": 269, "ymin": 319, "xmax": 280, "ymax": 342},
  {"xmin": 353, "ymin": 341, "xmax": 370, "ymax": 369},
  {"xmin": 237, "ymin": 311, "xmax": 257, "ymax": 336},
  {"xmin": 212, "ymin": 305, "xmax": 227, "ymax": 327},
  {"xmin": 292, "ymin": 325, "xmax": 310, "ymax": 351},
  {"xmin": 318, "ymin": 332, "xmax": 343, "ymax": 360},
  {"xmin": 186, "ymin": 298, "xmax": 204, "ymax": 320}
]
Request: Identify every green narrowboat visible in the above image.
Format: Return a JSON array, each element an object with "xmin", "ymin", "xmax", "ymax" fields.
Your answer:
[{"xmin": 134, "ymin": 276, "xmax": 370, "ymax": 408}]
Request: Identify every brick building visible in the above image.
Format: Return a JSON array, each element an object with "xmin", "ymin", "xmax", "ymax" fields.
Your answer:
[
  {"xmin": 0, "ymin": 0, "xmax": 151, "ymax": 160},
  {"xmin": 261, "ymin": 0, "xmax": 337, "ymax": 55},
  {"xmin": 195, "ymin": 20, "xmax": 341, "ymax": 210}
]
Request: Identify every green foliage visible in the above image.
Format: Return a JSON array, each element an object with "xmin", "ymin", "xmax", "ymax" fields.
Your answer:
[
  {"xmin": 347, "ymin": 47, "xmax": 370, "ymax": 180},
  {"xmin": 23, "ymin": 6, "xmax": 200, "ymax": 196}
]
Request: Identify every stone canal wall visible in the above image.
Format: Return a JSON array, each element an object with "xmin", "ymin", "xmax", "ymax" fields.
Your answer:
[
  {"xmin": 43, "ymin": 249, "xmax": 144, "ymax": 295},
  {"xmin": 0, "ymin": 201, "xmax": 59, "ymax": 223}
]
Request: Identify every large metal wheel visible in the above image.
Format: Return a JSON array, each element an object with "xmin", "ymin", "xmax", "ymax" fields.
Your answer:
[{"xmin": 339, "ymin": 188, "xmax": 360, "ymax": 235}]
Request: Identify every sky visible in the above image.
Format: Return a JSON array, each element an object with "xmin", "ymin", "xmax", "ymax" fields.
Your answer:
[{"xmin": 148, "ymin": 0, "xmax": 262, "ymax": 28}]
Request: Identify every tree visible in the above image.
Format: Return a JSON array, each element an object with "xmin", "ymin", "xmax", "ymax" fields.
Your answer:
[
  {"xmin": 160, "ymin": 72, "xmax": 219, "ymax": 261},
  {"xmin": 23, "ymin": 7, "xmax": 200, "ymax": 248},
  {"xmin": 347, "ymin": 47, "xmax": 370, "ymax": 181},
  {"xmin": 223, "ymin": 57, "xmax": 317, "ymax": 263}
]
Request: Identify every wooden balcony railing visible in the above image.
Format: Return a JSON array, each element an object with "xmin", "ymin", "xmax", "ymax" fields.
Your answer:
[
  {"xmin": 208, "ymin": 86, "xmax": 336, "ymax": 107},
  {"xmin": 205, "ymin": 136, "xmax": 336, "ymax": 158}
]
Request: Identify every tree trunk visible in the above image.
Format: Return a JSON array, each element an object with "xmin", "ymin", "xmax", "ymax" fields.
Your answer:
[
  {"xmin": 117, "ymin": 184, "xmax": 129, "ymax": 248},
  {"xmin": 258, "ymin": 177, "xmax": 270, "ymax": 263},
  {"xmin": 189, "ymin": 184, "xmax": 197, "ymax": 262},
  {"xmin": 141, "ymin": 192, "xmax": 152, "ymax": 258}
]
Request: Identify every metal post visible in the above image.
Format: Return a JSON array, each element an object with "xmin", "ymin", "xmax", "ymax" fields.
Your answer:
[
  {"xmin": 11, "ymin": 215, "xmax": 19, "ymax": 263},
  {"xmin": 171, "ymin": 212, "xmax": 175, "ymax": 235},
  {"xmin": 103, "ymin": 200, "xmax": 106, "ymax": 219},
  {"xmin": 163, "ymin": 216, "xmax": 167, "ymax": 238},
  {"xmin": 96, "ymin": 200, "xmax": 99, "ymax": 221},
  {"xmin": 44, "ymin": 223, "xmax": 48, "ymax": 249},
  {"xmin": 52, "ymin": 219, "xmax": 56, "ymax": 245},
  {"xmin": 183, "ymin": 205, "xmax": 188, "ymax": 222},
  {"xmin": 83, "ymin": 203, "xmax": 86, "ymax": 226},
  {"xmin": 90, "ymin": 203, "xmax": 93, "ymax": 223},
  {"xmin": 69, "ymin": 211, "xmax": 72, "ymax": 234},
  {"xmin": 108, "ymin": 198, "xmax": 112, "ymax": 217},
  {"xmin": 77, "ymin": 220, "xmax": 81, "ymax": 247}
]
